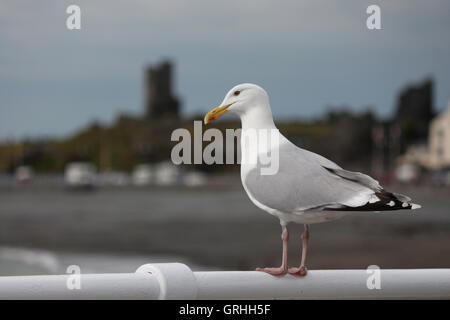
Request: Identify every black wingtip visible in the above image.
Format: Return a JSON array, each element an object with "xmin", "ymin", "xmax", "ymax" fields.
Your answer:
[{"xmin": 325, "ymin": 190, "xmax": 420, "ymax": 212}]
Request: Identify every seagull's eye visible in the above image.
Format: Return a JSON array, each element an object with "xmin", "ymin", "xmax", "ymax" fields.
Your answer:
[{"xmin": 234, "ymin": 90, "xmax": 241, "ymax": 96}]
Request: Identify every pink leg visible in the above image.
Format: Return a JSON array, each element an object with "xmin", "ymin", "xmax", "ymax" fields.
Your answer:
[
  {"xmin": 256, "ymin": 225, "xmax": 288, "ymax": 276},
  {"xmin": 288, "ymin": 224, "xmax": 310, "ymax": 276}
]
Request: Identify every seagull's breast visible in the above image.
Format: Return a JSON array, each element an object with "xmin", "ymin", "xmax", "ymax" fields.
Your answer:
[
  {"xmin": 239, "ymin": 129, "xmax": 288, "ymax": 217},
  {"xmin": 239, "ymin": 127, "xmax": 284, "ymax": 180}
]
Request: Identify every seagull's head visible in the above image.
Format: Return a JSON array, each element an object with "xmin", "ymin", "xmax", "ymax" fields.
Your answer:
[{"xmin": 204, "ymin": 83, "xmax": 270, "ymax": 124}]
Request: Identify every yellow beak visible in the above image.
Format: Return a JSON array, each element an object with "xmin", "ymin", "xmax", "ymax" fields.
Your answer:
[{"xmin": 204, "ymin": 104, "xmax": 232, "ymax": 124}]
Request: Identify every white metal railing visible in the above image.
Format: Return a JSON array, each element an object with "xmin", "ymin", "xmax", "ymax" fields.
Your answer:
[{"xmin": 0, "ymin": 263, "xmax": 449, "ymax": 299}]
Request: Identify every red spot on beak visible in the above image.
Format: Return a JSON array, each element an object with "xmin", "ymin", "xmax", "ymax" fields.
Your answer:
[{"xmin": 210, "ymin": 116, "xmax": 216, "ymax": 121}]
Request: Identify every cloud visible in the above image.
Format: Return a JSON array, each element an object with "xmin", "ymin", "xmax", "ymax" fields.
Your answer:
[{"xmin": 0, "ymin": 0, "xmax": 449, "ymax": 138}]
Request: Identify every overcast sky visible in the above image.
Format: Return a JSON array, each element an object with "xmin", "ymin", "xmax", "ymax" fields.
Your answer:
[{"xmin": 1, "ymin": 0, "xmax": 449, "ymax": 140}]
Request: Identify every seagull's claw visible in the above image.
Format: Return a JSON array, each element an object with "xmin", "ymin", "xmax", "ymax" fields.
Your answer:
[
  {"xmin": 256, "ymin": 267, "xmax": 288, "ymax": 276},
  {"xmin": 288, "ymin": 266, "xmax": 308, "ymax": 276}
]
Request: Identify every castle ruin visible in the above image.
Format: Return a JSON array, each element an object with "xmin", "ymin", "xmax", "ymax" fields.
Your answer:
[{"xmin": 144, "ymin": 60, "xmax": 180, "ymax": 120}]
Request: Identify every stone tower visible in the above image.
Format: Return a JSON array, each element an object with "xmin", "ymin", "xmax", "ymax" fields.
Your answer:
[
  {"xmin": 394, "ymin": 78, "xmax": 434, "ymax": 148},
  {"xmin": 144, "ymin": 60, "xmax": 180, "ymax": 120}
]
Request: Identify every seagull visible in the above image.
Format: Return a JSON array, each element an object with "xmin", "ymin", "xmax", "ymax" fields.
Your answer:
[{"xmin": 204, "ymin": 83, "xmax": 421, "ymax": 276}]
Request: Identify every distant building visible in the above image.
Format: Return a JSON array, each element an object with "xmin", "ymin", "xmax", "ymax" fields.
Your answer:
[
  {"xmin": 428, "ymin": 101, "xmax": 450, "ymax": 169},
  {"xmin": 397, "ymin": 144, "xmax": 430, "ymax": 168},
  {"xmin": 144, "ymin": 60, "xmax": 180, "ymax": 120},
  {"xmin": 394, "ymin": 78, "xmax": 434, "ymax": 148},
  {"xmin": 373, "ymin": 78, "xmax": 435, "ymax": 177}
]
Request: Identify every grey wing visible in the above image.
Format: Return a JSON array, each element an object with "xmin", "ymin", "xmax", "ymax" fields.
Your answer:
[
  {"xmin": 301, "ymin": 147, "xmax": 417, "ymax": 209},
  {"xmin": 299, "ymin": 147, "xmax": 382, "ymax": 191},
  {"xmin": 244, "ymin": 142, "xmax": 418, "ymax": 213}
]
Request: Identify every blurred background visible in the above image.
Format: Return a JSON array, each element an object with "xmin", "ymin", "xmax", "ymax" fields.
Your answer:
[{"xmin": 0, "ymin": 0, "xmax": 449, "ymax": 276}]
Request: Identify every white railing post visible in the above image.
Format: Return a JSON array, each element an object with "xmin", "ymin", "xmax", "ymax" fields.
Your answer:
[
  {"xmin": 193, "ymin": 269, "xmax": 450, "ymax": 299},
  {"xmin": 0, "ymin": 273, "xmax": 160, "ymax": 300},
  {"xmin": 0, "ymin": 264, "xmax": 449, "ymax": 299}
]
